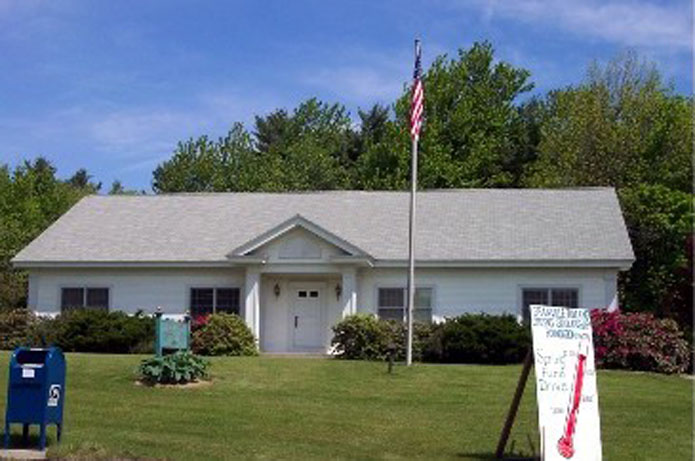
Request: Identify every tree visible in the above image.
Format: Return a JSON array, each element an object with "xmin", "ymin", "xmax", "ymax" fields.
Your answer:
[
  {"xmin": 358, "ymin": 104, "xmax": 389, "ymax": 142},
  {"xmin": 524, "ymin": 52, "xmax": 691, "ymax": 192},
  {"xmin": 0, "ymin": 158, "xmax": 92, "ymax": 307},
  {"xmin": 108, "ymin": 180, "xmax": 141, "ymax": 195},
  {"xmin": 254, "ymin": 109, "xmax": 292, "ymax": 154},
  {"xmin": 508, "ymin": 97, "xmax": 545, "ymax": 186},
  {"xmin": 108, "ymin": 180, "xmax": 125, "ymax": 194},
  {"xmin": 67, "ymin": 168, "xmax": 101, "ymax": 192},
  {"xmin": 153, "ymin": 99, "xmax": 355, "ymax": 192},
  {"xmin": 618, "ymin": 185, "xmax": 693, "ymax": 318},
  {"xmin": 356, "ymin": 41, "xmax": 534, "ymax": 189},
  {"xmin": 153, "ymin": 124, "xmax": 257, "ymax": 192}
]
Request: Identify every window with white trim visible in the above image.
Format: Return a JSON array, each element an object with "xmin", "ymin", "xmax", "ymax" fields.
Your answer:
[
  {"xmin": 521, "ymin": 287, "xmax": 579, "ymax": 323},
  {"xmin": 61, "ymin": 287, "xmax": 109, "ymax": 311},
  {"xmin": 377, "ymin": 287, "xmax": 433, "ymax": 323},
  {"xmin": 190, "ymin": 288, "xmax": 240, "ymax": 317}
]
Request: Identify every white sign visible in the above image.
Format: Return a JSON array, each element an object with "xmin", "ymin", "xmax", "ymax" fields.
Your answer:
[
  {"xmin": 47, "ymin": 384, "xmax": 61, "ymax": 407},
  {"xmin": 21, "ymin": 367, "xmax": 34, "ymax": 379},
  {"xmin": 530, "ymin": 305, "xmax": 602, "ymax": 461}
]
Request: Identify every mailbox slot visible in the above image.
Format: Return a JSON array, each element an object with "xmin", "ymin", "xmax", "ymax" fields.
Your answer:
[{"xmin": 15, "ymin": 350, "xmax": 48, "ymax": 366}]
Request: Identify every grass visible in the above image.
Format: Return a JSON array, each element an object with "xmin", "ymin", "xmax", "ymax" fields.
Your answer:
[{"xmin": 0, "ymin": 353, "xmax": 690, "ymax": 460}]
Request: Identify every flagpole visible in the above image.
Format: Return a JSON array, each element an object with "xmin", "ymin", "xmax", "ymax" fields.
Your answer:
[
  {"xmin": 406, "ymin": 39, "xmax": 420, "ymax": 367},
  {"xmin": 406, "ymin": 135, "xmax": 417, "ymax": 366}
]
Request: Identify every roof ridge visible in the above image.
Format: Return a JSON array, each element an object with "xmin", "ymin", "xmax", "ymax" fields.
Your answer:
[{"xmin": 90, "ymin": 187, "xmax": 616, "ymax": 198}]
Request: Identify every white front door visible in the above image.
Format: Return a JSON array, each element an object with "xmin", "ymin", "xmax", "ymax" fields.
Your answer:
[{"xmin": 291, "ymin": 287, "xmax": 323, "ymax": 350}]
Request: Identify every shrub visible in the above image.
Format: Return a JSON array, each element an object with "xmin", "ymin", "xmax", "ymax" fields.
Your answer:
[
  {"xmin": 191, "ymin": 313, "xmax": 257, "ymax": 356},
  {"xmin": 332, "ymin": 313, "xmax": 529, "ymax": 364},
  {"xmin": 591, "ymin": 310, "xmax": 690, "ymax": 374},
  {"xmin": 331, "ymin": 314, "xmax": 434, "ymax": 361},
  {"xmin": 27, "ymin": 309, "xmax": 155, "ymax": 353},
  {"xmin": 138, "ymin": 351, "xmax": 208, "ymax": 385},
  {"xmin": 380, "ymin": 320, "xmax": 433, "ymax": 362},
  {"xmin": 0, "ymin": 308, "xmax": 37, "ymax": 350},
  {"xmin": 331, "ymin": 314, "xmax": 390, "ymax": 360},
  {"xmin": 424, "ymin": 314, "xmax": 530, "ymax": 364}
]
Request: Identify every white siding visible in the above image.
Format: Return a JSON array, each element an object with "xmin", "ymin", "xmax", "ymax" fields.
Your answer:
[
  {"xmin": 29, "ymin": 267, "xmax": 244, "ymax": 315},
  {"xmin": 357, "ymin": 267, "xmax": 618, "ymax": 322},
  {"xmin": 26, "ymin": 264, "xmax": 620, "ymax": 352}
]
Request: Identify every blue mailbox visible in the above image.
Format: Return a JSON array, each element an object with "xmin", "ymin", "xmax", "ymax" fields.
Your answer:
[{"xmin": 4, "ymin": 347, "xmax": 65, "ymax": 450}]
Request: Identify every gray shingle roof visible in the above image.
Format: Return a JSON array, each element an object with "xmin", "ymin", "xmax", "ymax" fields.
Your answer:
[{"xmin": 12, "ymin": 188, "xmax": 634, "ymax": 265}]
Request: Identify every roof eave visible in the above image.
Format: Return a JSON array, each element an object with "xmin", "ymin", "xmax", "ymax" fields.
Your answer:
[
  {"xmin": 13, "ymin": 257, "xmax": 633, "ymax": 270},
  {"xmin": 11, "ymin": 260, "xmax": 235, "ymax": 269},
  {"xmin": 374, "ymin": 259, "xmax": 634, "ymax": 270}
]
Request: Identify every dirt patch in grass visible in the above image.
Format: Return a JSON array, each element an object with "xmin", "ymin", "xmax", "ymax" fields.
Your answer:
[{"xmin": 134, "ymin": 379, "xmax": 212, "ymax": 389}]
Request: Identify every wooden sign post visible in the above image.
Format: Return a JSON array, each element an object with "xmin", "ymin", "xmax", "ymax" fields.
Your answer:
[
  {"xmin": 495, "ymin": 349, "xmax": 534, "ymax": 458},
  {"xmin": 496, "ymin": 305, "xmax": 602, "ymax": 460}
]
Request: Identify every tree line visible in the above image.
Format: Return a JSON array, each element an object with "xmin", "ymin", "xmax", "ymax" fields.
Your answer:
[{"xmin": 1, "ymin": 42, "xmax": 692, "ymax": 332}]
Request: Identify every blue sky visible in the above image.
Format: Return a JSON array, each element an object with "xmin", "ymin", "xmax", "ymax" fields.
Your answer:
[{"xmin": 0, "ymin": 0, "xmax": 691, "ymax": 190}]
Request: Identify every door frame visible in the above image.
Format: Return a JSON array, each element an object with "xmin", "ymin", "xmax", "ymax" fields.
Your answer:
[{"xmin": 287, "ymin": 281, "xmax": 327, "ymax": 351}]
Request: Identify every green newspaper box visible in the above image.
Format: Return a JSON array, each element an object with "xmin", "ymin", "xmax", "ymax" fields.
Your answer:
[{"xmin": 154, "ymin": 308, "xmax": 190, "ymax": 356}]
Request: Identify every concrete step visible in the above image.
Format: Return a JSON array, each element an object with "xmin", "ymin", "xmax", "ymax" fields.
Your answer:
[{"xmin": 0, "ymin": 449, "xmax": 46, "ymax": 460}]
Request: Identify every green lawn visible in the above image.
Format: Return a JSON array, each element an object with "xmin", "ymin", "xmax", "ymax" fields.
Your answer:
[{"xmin": 1, "ymin": 353, "xmax": 691, "ymax": 460}]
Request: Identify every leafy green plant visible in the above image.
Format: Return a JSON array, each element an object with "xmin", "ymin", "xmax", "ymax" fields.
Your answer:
[
  {"xmin": 191, "ymin": 313, "xmax": 257, "ymax": 356},
  {"xmin": 138, "ymin": 351, "xmax": 208, "ymax": 385},
  {"xmin": 26, "ymin": 309, "xmax": 154, "ymax": 353}
]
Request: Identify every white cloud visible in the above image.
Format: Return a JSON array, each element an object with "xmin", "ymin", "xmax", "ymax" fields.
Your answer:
[{"xmin": 467, "ymin": 0, "xmax": 691, "ymax": 50}]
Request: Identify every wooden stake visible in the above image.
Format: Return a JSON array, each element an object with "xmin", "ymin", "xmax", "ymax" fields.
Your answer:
[{"xmin": 495, "ymin": 349, "xmax": 534, "ymax": 459}]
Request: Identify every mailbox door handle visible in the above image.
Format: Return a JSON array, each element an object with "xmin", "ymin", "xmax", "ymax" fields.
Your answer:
[{"xmin": 294, "ymin": 316, "xmax": 298, "ymax": 328}]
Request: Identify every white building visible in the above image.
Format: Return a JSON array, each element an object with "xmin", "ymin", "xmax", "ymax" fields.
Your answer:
[{"xmin": 12, "ymin": 189, "xmax": 634, "ymax": 353}]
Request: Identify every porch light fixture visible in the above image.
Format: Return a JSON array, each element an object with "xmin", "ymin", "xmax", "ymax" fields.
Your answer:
[
  {"xmin": 335, "ymin": 283, "xmax": 342, "ymax": 300},
  {"xmin": 273, "ymin": 283, "xmax": 281, "ymax": 297}
]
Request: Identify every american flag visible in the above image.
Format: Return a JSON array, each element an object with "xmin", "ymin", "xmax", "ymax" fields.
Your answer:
[{"xmin": 410, "ymin": 40, "xmax": 424, "ymax": 141}]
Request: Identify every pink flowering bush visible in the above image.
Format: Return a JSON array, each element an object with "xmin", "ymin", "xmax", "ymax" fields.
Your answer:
[
  {"xmin": 190, "ymin": 314, "xmax": 210, "ymax": 332},
  {"xmin": 591, "ymin": 309, "xmax": 690, "ymax": 374}
]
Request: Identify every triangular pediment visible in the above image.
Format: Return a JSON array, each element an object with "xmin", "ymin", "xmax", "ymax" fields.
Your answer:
[{"xmin": 227, "ymin": 214, "xmax": 372, "ymax": 260}]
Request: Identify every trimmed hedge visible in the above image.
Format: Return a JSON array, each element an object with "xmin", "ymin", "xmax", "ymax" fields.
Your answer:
[
  {"xmin": 591, "ymin": 309, "xmax": 690, "ymax": 374},
  {"xmin": 332, "ymin": 313, "xmax": 528, "ymax": 364},
  {"xmin": 424, "ymin": 314, "xmax": 530, "ymax": 364},
  {"xmin": 27, "ymin": 309, "xmax": 155, "ymax": 354},
  {"xmin": 333, "ymin": 313, "xmax": 530, "ymax": 364},
  {"xmin": 191, "ymin": 313, "xmax": 258, "ymax": 356}
]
